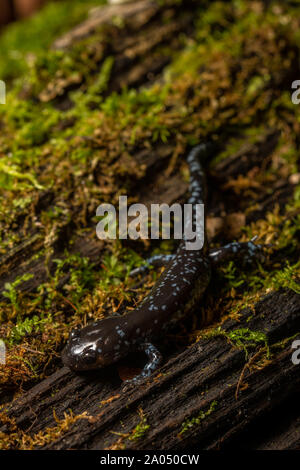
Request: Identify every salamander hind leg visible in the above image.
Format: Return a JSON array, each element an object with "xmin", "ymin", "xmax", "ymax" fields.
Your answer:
[{"xmin": 122, "ymin": 342, "xmax": 163, "ymax": 390}]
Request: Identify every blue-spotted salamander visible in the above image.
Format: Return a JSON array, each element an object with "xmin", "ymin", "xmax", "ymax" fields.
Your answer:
[{"xmin": 62, "ymin": 144, "xmax": 266, "ymax": 385}]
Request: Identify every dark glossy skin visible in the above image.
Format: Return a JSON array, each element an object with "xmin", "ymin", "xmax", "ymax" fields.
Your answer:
[{"xmin": 62, "ymin": 143, "xmax": 265, "ymax": 385}]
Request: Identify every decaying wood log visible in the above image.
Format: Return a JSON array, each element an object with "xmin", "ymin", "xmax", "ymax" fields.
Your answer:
[
  {"xmin": 1, "ymin": 123, "xmax": 299, "ymax": 449},
  {"xmin": 1, "ymin": 289, "xmax": 300, "ymax": 449},
  {"xmin": 1, "ymin": 0, "xmax": 300, "ymax": 451},
  {"xmin": 53, "ymin": 0, "xmax": 195, "ymax": 50},
  {"xmin": 39, "ymin": 0, "xmax": 200, "ymax": 104}
]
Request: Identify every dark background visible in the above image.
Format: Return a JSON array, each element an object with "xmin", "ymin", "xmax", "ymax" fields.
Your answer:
[{"xmin": 0, "ymin": 0, "xmax": 49, "ymax": 26}]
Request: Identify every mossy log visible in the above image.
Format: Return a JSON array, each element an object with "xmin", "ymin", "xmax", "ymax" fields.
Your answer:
[
  {"xmin": 1, "ymin": 289, "xmax": 300, "ymax": 450},
  {"xmin": 0, "ymin": 0, "xmax": 300, "ymax": 450}
]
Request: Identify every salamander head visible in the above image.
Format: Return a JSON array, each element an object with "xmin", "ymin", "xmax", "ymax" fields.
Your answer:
[{"xmin": 62, "ymin": 317, "xmax": 128, "ymax": 372}]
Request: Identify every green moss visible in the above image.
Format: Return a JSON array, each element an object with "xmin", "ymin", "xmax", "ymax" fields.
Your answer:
[
  {"xmin": 269, "ymin": 262, "xmax": 300, "ymax": 294},
  {"xmin": 9, "ymin": 314, "xmax": 51, "ymax": 345},
  {"xmin": 179, "ymin": 400, "xmax": 218, "ymax": 436},
  {"xmin": 0, "ymin": 0, "xmax": 103, "ymax": 81},
  {"xmin": 224, "ymin": 328, "xmax": 269, "ymax": 359},
  {"xmin": 0, "ymin": 158, "xmax": 44, "ymax": 191},
  {"xmin": 2, "ymin": 273, "xmax": 34, "ymax": 313},
  {"xmin": 71, "ymin": 56, "xmax": 115, "ymax": 113},
  {"xmin": 202, "ymin": 327, "xmax": 269, "ymax": 360},
  {"xmin": 46, "ymin": 252, "xmax": 97, "ymax": 308},
  {"xmin": 129, "ymin": 411, "xmax": 150, "ymax": 442}
]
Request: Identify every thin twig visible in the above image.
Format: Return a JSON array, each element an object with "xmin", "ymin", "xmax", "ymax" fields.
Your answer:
[{"xmin": 235, "ymin": 347, "xmax": 266, "ymax": 400}]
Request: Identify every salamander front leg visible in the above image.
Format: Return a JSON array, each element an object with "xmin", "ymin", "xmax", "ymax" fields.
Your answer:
[
  {"xmin": 122, "ymin": 342, "xmax": 163, "ymax": 389},
  {"xmin": 129, "ymin": 254, "xmax": 175, "ymax": 277},
  {"xmin": 209, "ymin": 237, "xmax": 270, "ymax": 267}
]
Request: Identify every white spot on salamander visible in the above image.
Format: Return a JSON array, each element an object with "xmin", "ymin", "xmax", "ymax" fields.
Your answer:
[{"xmin": 116, "ymin": 327, "xmax": 125, "ymax": 337}]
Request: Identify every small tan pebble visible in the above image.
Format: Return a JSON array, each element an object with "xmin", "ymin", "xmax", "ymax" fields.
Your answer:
[
  {"xmin": 224, "ymin": 212, "xmax": 246, "ymax": 239},
  {"xmin": 206, "ymin": 216, "xmax": 224, "ymax": 240},
  {"xmin": 289, "ymin": 173, "xmax": 300, "ymax": 185}
]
